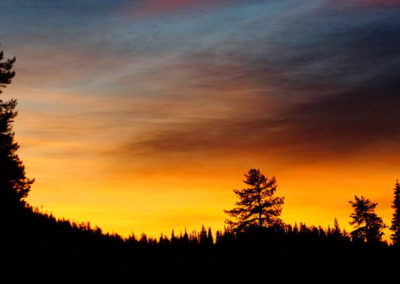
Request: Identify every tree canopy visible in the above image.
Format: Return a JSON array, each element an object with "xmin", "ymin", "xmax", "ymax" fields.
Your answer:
[
  {"xmin": 224, "ymin": 169, "xmax": 284, "ymax": 231},
  {"xmin": 349, "ymin": 195, "xmax": 385, "ymax": 244},
  {"xmin": 0, "ymin": 50, "xmax": 15, "ymax": 92},
  {"xmin": 0, "ymin": 47, "xmax": 33, "ymax": 211},
  {"xmin": 390, "ymin": 181, "xmax": 400, "ymax": 245}
]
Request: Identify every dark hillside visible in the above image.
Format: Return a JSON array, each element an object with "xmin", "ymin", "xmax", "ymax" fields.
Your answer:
[{"xmin": 1, "ymin": 208, "xmax": 399, "ymax": 283}]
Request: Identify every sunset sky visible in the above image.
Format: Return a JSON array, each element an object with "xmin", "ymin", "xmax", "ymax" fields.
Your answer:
[{"xmin": 1, "ymin": 0, "xmax": 399, "ymax": 237}]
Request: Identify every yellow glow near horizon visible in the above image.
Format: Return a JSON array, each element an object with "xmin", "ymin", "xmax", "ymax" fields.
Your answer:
[{"xmin": 19, "ymin": 136, "xmax": 399, "ymax": 240}]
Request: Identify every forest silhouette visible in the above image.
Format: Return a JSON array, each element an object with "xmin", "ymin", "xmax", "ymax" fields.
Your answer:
[{"xmin": 2, "ymin": 47, "xmax": 400, "ymax": 283}]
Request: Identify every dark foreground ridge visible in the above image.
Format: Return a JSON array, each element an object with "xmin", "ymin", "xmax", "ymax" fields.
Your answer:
[{"xmin": 2, "ymin": 206, "xmax": 400, "ymax": 283}]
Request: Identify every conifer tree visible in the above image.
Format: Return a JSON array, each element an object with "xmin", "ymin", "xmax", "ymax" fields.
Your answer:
[
  {"xmin": 0, "ymin": 47, "xmax": 34, "ymax": 211},
  {"xmin": 215, "ymin": 230, "xmax": 222, "ymax": 245},
  {"xmin": 333, "ymin": 218, "xmax": 341, "ymax": 236},
  {"xmin": 390, "ymin": 181, "xmax": 400, "ymax": 246},
  {"xmin": 182, "ymin": 227, "xmax": 189, "ymax": 245},
  {"xmin": 349, "ymin": 195, "xmax": 385, "ymax": 244},
  {"xmin": 224, "ymin": 169, "xmax": 284, "ymax": 231},
  {"xmin": 207, "ymin": 227, "xmax": 213, "ymax": 245},
  {"xmin": 199, "ymin": 225, "xmax": 208, "ymax": 245},
  {"xmin": 293, "ymin": 223, "xmax": 299, "ymax": 234}
]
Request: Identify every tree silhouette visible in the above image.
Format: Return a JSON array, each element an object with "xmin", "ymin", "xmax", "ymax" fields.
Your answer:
[
  {"xmin": 224, "ymin": 169, "xmax": 284, "ymax": 231},
  {"xmin": 0, "ymin": 47, "xmax": 33, "ymax": 211},
  {"xmin": 0, "ymin": 50, "xmax": 15, "ymax": 92},
  {"xmin": 390, "ymin": 180, "xmax": 400, "ymax": 246},
  {"xmin": 349, "ymin": 195, "xmax": 385, "ymax": 244},
  {"xmin": 332, "ymin": 218, "xmax": 341, "ymax": 237},
  {"xmin": 199, "ymin": 225, "xmax": 208, "ymax": 245},
  {"xmin": 207, "ymin": 227, "xmax": 213, "ymax": 245}
]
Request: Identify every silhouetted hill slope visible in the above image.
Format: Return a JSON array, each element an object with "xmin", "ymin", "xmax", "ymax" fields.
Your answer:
[{"xmin": 2, "ymin": 206, "xmax": 399, "ymax": 283}]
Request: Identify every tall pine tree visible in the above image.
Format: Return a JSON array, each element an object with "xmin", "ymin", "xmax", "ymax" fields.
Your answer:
[
  {"xmin": 349, "ymin": 195, "xmax": 385, "ymax": 244},
  {"xmin": 0, "ymin": 47, "xmax": 33, "ymax": 212},
  {"xmin": 390, "ymin": 180, "xmax": 400, "ymax": 246},
  {"xmin": 224, "ymin": 169, "xmax": 284, "ymax": 231}
]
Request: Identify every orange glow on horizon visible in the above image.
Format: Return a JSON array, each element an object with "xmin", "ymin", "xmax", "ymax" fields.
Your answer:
[{"xmin": 19, "ymin": 136, "xmax": 399, "ymax": 240}]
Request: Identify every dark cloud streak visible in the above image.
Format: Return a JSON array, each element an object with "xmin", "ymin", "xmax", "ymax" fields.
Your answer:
[{"xmin": 123, "ymin": 4, "xmax": 400, "ymax": 162}]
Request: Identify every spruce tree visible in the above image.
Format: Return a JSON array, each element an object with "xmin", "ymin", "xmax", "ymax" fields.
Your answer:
[
  {"xmin": 207, "ymin": 227, "xmax": 213, "ymax": 245},
  {"xmin": 349, "ymin": 195, "xmax": 385, "ymax": 244},
  {"xmin": 224, "ymin": 169, "xmax": 284, "ymax": 231},
  {"xmin": 0, "ymin": 47, "xmax": 33, "ymax": 211},
  {"xmin": 333, "ymin": 218, "xmax": 341, "ymax": 236},
  {"xmin": 390, "ymin": 181, "xmax": 400, "ymax": 246},
  {"xmin": 199, "ymin": 225, "xmax": 208, "ymax": 245}
]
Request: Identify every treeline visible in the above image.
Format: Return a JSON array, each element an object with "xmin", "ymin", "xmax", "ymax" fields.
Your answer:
[
  {"xmin": 2, "ymin": 203, "xmax": 354, "ymax": 249},
  {"xmin": 2, "ymin": 205, "xmax": 396, "ymax": 283},
  {"xmin": 127, "ymin": 221, "xmax": 351, "ymax": 248}
]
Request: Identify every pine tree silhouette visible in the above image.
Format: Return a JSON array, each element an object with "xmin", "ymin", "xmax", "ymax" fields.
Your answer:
[
  {"xmin": 207, "ymin": 227, "xmax": 213, "ymax": 245},
  {"xmin": 349, "ymin": 195, "xmax": 385, "ymax": 244},
  {"xmin": 224, "ymin": 169, "xmax": 284, "ymax": 231},
  {"xmin": 0, "ymin": 47, "xmax": 34, "ymax": 212},
  {"xmin": 199, "ymin": 225, "xmax": 208, "ymax": 246},
  {"xmin": 390, "ymin": 180, "xmax": 400, "ymax": 246},
  {"xmin": 333, "ymin": 218, "xmax": 341, "ymax": 236}
]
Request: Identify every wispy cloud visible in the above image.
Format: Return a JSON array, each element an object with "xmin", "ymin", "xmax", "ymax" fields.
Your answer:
[
  {"xmin": 110, "ymin": 2, "xmax": 400, "ymax": 164},
  {"xmin": 120, "ymin": 0, "xmax": 240, "ymax": 18},
  {"xmin": 1, "ymin": 0, "xmax": 400, "ymax": 235},
  {"xmin": 328, "ymin": 0, "xmax": 400, "ymax": 8}
]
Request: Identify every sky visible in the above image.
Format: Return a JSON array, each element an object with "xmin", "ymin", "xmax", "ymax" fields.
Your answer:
[{"xmin": 0, "ymin": 0, "xmax": 400, "ymax": 237}]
